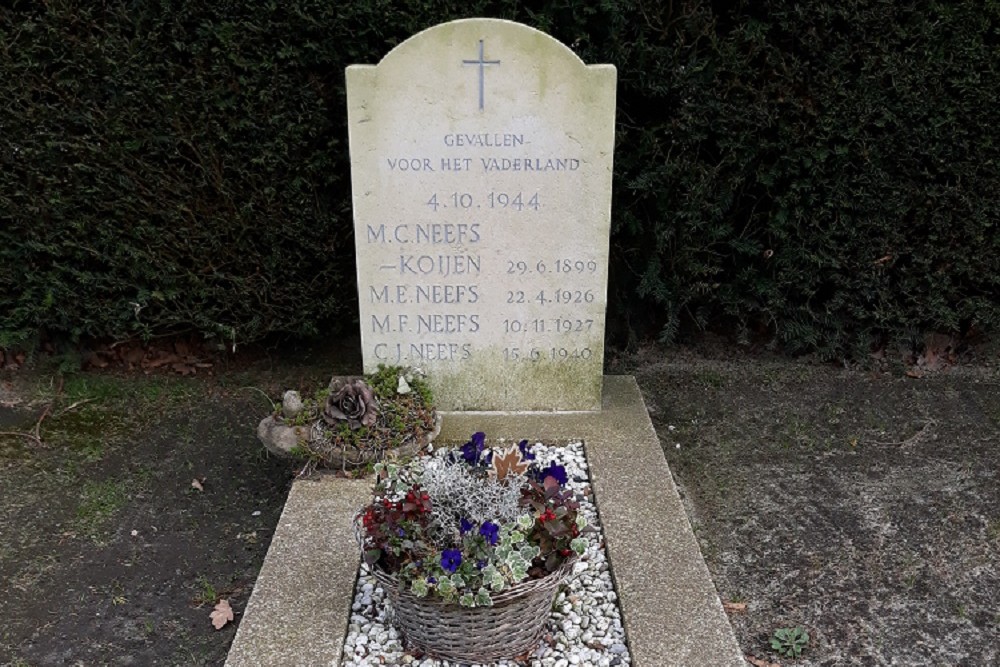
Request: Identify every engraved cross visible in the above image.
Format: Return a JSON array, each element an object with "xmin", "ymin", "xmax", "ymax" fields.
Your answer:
[{"xmin": 462, "ymin": 39, "xmax": 500, "ymax": 111}]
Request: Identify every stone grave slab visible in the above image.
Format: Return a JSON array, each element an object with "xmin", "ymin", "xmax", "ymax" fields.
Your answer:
[
  {"xmin": 226, "ymin": 378, "xmax": 744, "ymax": 666},
  {"xmin": 347, "ymin": 18, "xmax": 616, "ymax": 411}
]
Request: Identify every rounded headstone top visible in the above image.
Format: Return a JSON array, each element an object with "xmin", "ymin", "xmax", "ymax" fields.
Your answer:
[{"xmin": 375, "ymin": 19, "xmax": 593, "ymax": 69}]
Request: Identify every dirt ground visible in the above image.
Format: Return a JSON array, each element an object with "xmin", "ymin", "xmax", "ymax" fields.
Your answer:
[
  {"xmin": 2, "ymin": 340, "xmax": 998, "ymax": 666},
  {"xmin": 0, "ymin": 340, "xmax": 358, "ymax": 667},
  {"xmin": 616, "ymin": 346, "xmax": 1000, "ymax": 667}
]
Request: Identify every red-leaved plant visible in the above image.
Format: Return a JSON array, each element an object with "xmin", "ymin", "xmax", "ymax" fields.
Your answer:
[{"xmin": 356, "ymin": 433, "xmax": 590, "ymax": 607}]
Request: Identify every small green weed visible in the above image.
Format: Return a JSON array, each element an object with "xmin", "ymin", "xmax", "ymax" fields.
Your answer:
[
  {"xmin": 75, "ymin": 439, "xmax": 106, "ymax": 463},
  {"xmin": 108, "ymin": 579, "xmax": 128, "ymax": 606},
  {"xmin": 76, "ymin": 479, "xmax": 129, "ymax": 537},
  {"xmin": 987, "ymin": 518, "xmax": 1000, "ymax": 542},
  {"xmin": 193, "ymin": 576, "xmax": 218, "ymax": 606},
  {"xmin": 695, "ymin": 370, "xmax": 725, "ymax": 388},
  {"xmin": 62, "ymin": 375, "xmax": 128, "ymax": 402},
  {"xmin": 771, "ymin": 626, "xmax": 809, "ymax": 658}
]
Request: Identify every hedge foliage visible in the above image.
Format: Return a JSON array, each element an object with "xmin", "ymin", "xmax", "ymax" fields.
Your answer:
[
  {"xmin": 608, "ymin": 0, "xmax": 1000, "ymax": 357},
  {"xmin": 2, "ymin": 0, "xmax": 998, "ymax": 358}
]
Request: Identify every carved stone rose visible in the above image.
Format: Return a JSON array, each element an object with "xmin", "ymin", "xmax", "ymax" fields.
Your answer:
[{"xmin": 323, "ymin": 379, "xmax": 378, "ymax": 430}]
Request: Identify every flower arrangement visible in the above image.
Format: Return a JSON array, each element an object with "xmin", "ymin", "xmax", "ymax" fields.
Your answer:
[
  {"xmin": 310, "ymin": 365, "xmax": 436, "ymax": 454},
  {"xmin": 356, "ymin": 432, "xmax": 589, "ymax": 607},
  {"xmin": 259, "ymin": 365, "xmax": 437, "ymax": 469}
]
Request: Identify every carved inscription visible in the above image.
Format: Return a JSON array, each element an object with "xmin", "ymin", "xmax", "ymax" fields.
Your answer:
[{"xmin": 362, "ymin": 127, "xmax": 603, "ymax": 369}]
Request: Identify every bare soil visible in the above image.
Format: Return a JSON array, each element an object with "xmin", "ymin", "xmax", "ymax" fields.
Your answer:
[
  {"xmin": 617, "ymin": 345, "xmax": 1000, "ymax": 667},
  {"xmin": 0, "ymin": 340, "xmax": 359, "ymax": 667},
  {"xmin": 2, "ymin": 339, "xmax": 998, "ymax": 666}
]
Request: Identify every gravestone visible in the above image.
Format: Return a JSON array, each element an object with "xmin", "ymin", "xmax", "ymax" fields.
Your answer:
[
  {"xmin": 347, "ymin": 19, "xmax": 616, "ymax": 411},
  {"xmin": 229, "ymin": 21, "xmax": 743, "ymax": 667}
]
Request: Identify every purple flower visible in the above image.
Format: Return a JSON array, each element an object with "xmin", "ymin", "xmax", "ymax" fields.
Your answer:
[
  {"xmin": 459, "ymin": 442, "xmax": 478, "ymax": 464},
  {"xmin": 428, "ymin": 576, "xmax": 437, "ymax": 584},
  {"xmin": 518, "ymin": 439, "xmax": 536, "ymax": 460},
  {"xmin": 479, "ymin": 521, "xmax": 500, "ymax": 546},
  {"xmin": 460, "ymin": 432, "xmax": 486, "ymax": 464},
  {"xmin": 440, "ymin": 549, "xmax": 462, "ymax": 573},
  {"xmin": 459, "ymin": 517, "xmax": 475, "ymax": 534},
  {"xmin": 541, "ymin": 464, "xmax": 568, "ymax": 486},
  {"xmin": 476, "ymin": 559, "xmax": 487, "ymax": 570}
]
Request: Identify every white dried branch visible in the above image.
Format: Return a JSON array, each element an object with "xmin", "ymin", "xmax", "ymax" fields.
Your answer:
[{"xmin": 420, "ymin": 457, "xmax": 525, "ymax": 543}]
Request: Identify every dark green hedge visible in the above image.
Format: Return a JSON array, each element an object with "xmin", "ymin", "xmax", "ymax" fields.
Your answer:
[
  {"xmin": 1, "ymin": 0, "xmax": 356, "ymax": 348},
  {"xmin": 2, "ymin": 1, "xmax": 998, "ymax": 358},
  {"xmin": 608, "ymin": 1, "xmax": 1000, "ymax": 357}
]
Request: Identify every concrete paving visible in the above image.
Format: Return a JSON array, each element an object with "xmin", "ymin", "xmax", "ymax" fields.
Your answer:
[
  {"xmin": 225, "ymin": 478, "xmax": 370, "ymax": 667},
  {"xmin": 226, "ymin": 376, "xmax": 743, "ymax": 666}
]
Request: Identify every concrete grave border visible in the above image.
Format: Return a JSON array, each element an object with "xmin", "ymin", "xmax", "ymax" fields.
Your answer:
[{"xmin": 226, "ymin": 376, "xmax": 743, "ymax": 666}]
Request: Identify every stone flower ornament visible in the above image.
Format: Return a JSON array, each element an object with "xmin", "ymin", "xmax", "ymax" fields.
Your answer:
[{"xmin": 323, "ymin": 378, "xmax": 379, "ymax": 430}]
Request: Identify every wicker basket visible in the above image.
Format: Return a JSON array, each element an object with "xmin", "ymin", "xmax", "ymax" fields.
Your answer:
[{"xmin": 372, "ymin": 558, "xmax": 575, "ymax": 663}]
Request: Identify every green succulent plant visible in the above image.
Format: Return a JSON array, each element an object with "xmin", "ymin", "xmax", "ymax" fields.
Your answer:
[{"xmin": 771, "ymin": 626, "xmax": 809, "ymax": 658}]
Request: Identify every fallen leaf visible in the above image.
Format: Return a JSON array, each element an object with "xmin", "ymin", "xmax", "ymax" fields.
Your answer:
[
  {"xmin": 723, "ymin": 601, "xmax": 748, "ymax": 613},
  {"xmin": 745, "ymin": 655, "xmax": 782, "ymax": 667},
  {"xmin": 145, "ymin": 353, "xmax": 181, "ymax": 369},
  {"xmin": 919, "ymin": 347, "xmax": 939, "ymax": 370},
  {"xmin": 905, "ymin": 369, "xmax": 924, "ymax": 379},
  {"xmin": 210, "ymin": 599, "xmax": 233, "ymax": 629},
  {"xmin": 512, "ymin": 649, "xmax": 535, "ymax": 663},
  {"xmin": 83, "ymin": 351, "xmax": 109, "ymax": 369},
  {"xmin": 191, "ymin": 478, "xmax": 204, "ymax": 492},
  {"xmin": 492, "ymin": 445, "xmax": 529, "ymax": 481},
  {"xmin": 122, "ymin": 346, "xmax": 145, "ymax": 367}
]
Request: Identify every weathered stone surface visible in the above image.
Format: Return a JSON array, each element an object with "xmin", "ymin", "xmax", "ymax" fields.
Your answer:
[
  {"xmin": 281, "ymin": 390, "xmax": 303, "ymax": 419},
  {"xmin": 347, "ymin": 19, "xmax": 616, "ymax": 411},
  {"xmin": 225, "ymin": 477, "xmax": 371, "ymax": 667},
  {"xmin": 256, "ymin": 415, "xmax": 311, "ymax": 458}
]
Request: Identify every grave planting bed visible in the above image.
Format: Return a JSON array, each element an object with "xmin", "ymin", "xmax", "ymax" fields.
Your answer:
[
  {"xmin": 227, "ymin": 376, "xmax": 744, "ymax": 667},
  {"xmin": 342, "ymin": 442, "xmax": 632, "ymax": 667}
]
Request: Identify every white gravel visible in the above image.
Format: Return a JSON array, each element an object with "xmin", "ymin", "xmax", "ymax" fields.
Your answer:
[{"xmin": 341, "ymin": 442, "xmax": 632, "ymax": 667}]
